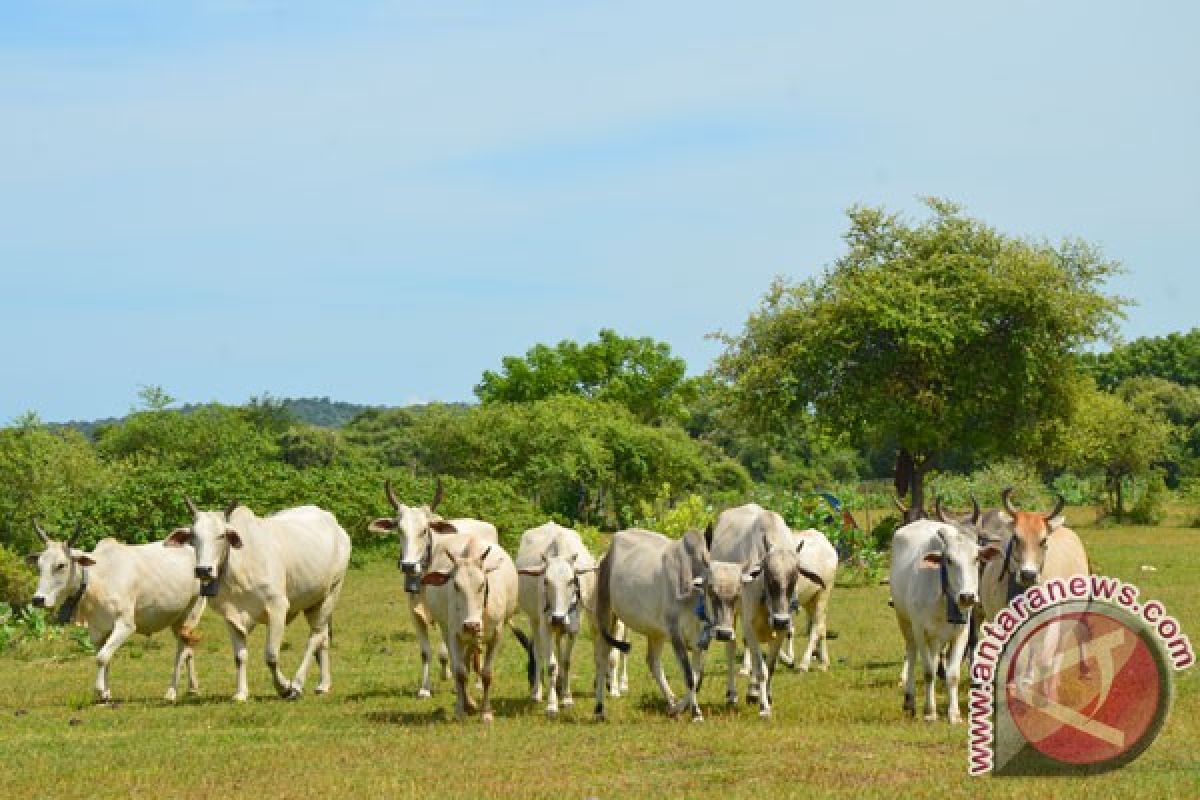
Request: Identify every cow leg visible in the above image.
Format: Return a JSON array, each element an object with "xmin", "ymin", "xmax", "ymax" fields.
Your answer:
[
  {"xmin": 263, "ymin": 599, "xmax": 297, "ymax": 699},
  {"xmin": 762, "ymin": 635, "xmax": 786, "ymax": 716},
  {"xmin": 226, "ymin": 622, "xmax": 251, "ymax": 702},
  {"xmin": 544, "ymin": 627, "xmax": 561, "ymax": 715},
  {"xmin": 593, "ymin": 627, "xmax": 613, "ymax": 720},
  {"xmin": 479, "ymin": 632, "xmax": 500, "ymax": 724},
  {"xmin": 667, "ymin": 630, "xmax": 702, "ymax": 721},
  {"xmin": 739, "ymin": 642, "xmax": 753, "ymax": 677},
  {"xmin": 945, "ymin": 628, "xmax": 969, "ymax": 724},
  {"xmin": 745, "ymin": 634, "xmax": 772, "ymax": 716},
  {"xmin": 919, "ymin": 636, "xmax": 938, "ymax": 722},
  {"xmin": 558, "ymin": 631, "xmax": 577, "ymax": 709},
  {"xmin": 94, "ymin": 619, "xmax": 134, "ymax": 704},
  {"xmin": 645, "ymin": 636, "xmax": 678, "ymax": 712},
  {"xmin": 897, "ymin": 613, "xmax": 916, "ymax": 713},
  {"xmin": 608, "ymin": 619, "xmax": 629, "ymax": 696},
  {"xmin": 724, "ymin": 637, "xmax": 738, "ymax": 705},
  {"xmin": 292, "ymin": 607, "xmax": 329, "ymax": 695},
  {"xmin": 447, "ymin": 637, "xmax": 470, "ymax": 721},
  {"xmin": 800, "ymin": 592, "xmax": 829, "ymax": 672},
  {"xmin": 407, "ymin": 598, "xmax": 437, "ymax": 698},
  {"xmin": 167, "ymin": 633, "xmax": 189, "ymax": 702}
]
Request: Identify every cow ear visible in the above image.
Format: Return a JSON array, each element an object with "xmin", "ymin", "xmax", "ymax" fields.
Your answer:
[
  {"xmin": 26, "ymin": 553, "xmax": 40, "ymax": 567},
  {"xmin": 742, "ymin": 565, "xmax": 762, "ymax": 584},
  {"xmin": 691, "ymin": 576, "xmax": 705, "ymax": 589},
  {"xmin": 225, "ymin": 529, "xmax": 243, "ymax": 548},
  {"xmin": 980, "ymin": 545, "xmax": 1002, "ymax": 562},
  {"xmin": 430, "ymin": 520, "xmax": 458, "ymax": 535},
  {"xmin": 567, "ymin": 552, "xmax": 578, "ymax": 565},
  {"xmin": 73, "ymin": 554, "xmax": 96, "ymax": 567},
  {"xmin": 1046, "ymin": 515, "xmax": 1065, "ymax": 532},
  {"xmin": 794, "ymin": 540, "xmax": 806, "ymax": 555},
  {"xmin": 574, "ymin": 565, "xmax": 598, "ymax": 574},
  {"xmin": 920, "ymin": 552, "xmax": 943, "ymax": 570},
  {"xmin": 368, "ymin": 518, "xmax": 397, "ymax": 534},
  {"xmin": 518, "ymin": 567, "xmax": 545, "ymax": 577},
  {"xmin": 164, "ymin": 528, "xmax": 192, "ymax": 547},
  {"xmin": 421, "ymin": 571, "xmax": 450, "ymax": 586}
]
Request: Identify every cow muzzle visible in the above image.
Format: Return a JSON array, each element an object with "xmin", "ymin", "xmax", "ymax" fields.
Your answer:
[
  {"xmin": 31, "ymin": 596, "xmax": 46, "ymax": 609},
  {"xmin": 958, "ymin": 592, "xmax": 977, "ymax": 608},
  {"xmin": 195, "ymin": 566, "xmax": 215, "ymax": 580},
  {"xmin": 550, "ymin": 613, "xmax": 568, "ymax": 629},
  {"xmin": 770, "ymin": 613, "xmax": 792, "ymax": 632},
  {"xmin": 399, "ymin": 560, "xmax": 419, "ymax": 575},
  {"xmin": 714, "ymin": 627, "xmax": 735, "ymax": 642},
  {"xmin": 1018, "ymin": 567, "xmax": 1039, "ymax": 587},
  {"xmin": 462, "ymin": 620, "xmax": 483, "ymax": 636}
]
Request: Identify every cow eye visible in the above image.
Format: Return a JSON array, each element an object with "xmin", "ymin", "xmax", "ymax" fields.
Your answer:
[
  {"xmin": 54, "ymin": 563, "xmax": 65, "ymax": 572},
  {"xmin": 1039, "ymin": 539, "xmax": 1049, "ymax": 549}
]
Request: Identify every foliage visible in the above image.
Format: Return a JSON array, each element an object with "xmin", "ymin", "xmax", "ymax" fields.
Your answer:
[
  {"xmin": 1081, "ymin": 327, "xmax": 1200, "ymax": 389},
  {"xmin": 927, "ymin": 459, "xmax": 1051, "ymax": 510},
  {"xmin": 95, "ymin": 405, "xmax": 279, "ymax": 468},
  {"xmin": 344, "ymin": 396, "xmax": 749, "ymax": 528},
  {"xmin": 0, "ymin": 545, "xmax": 36, "ymax": 607},
  {"xmin": 716, "ymin": 198, "xmax": 1126, "ymax": 509},
  {"xmin": 771, "ymin": 492, "xmax": 886, "ymax": 587},
  {"xmin": 633, "ymin": 485, "xmax": 712, "ymax": 538},
  {"xmin": 1129, "ymin": 471, "xmax": 1170, "ymax": 526},
  {"xmin": 278, "ymin": 425, "xmax": 341, "ymax": 469},
  {"xmin": 475, "ymin": 329, "xmax": 698, "ymax": 425},
  {"xmin": 0, "ymin": 418, "xmax": 110, "ymax": 552}
]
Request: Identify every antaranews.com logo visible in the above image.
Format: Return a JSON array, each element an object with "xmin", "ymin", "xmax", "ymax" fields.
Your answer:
[{"xmin": 968, "ymin": 575, "xmax": 1194, "ymax": 776}]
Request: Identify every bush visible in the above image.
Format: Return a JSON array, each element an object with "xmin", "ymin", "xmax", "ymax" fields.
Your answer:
[
  {"xmin": 279, "ymin": 426, "xmax": 340, "ymax": 468},
  {"xmin": 0, "ymin": 545, "xmax": 36, "ymax": 607},
  {"xmin": 928, "ymin": 459, "xmax": 1049, "ymax": 509},
  {"xmin": 634, "ymin": 485, "xmax": 712, "ymax": 538},
  {"xmin": 1128, "ymin": 472, "xmax": 1170, "ymax": 525}
]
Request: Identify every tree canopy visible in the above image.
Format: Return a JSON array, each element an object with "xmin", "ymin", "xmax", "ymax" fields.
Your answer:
[
  {"xmin": 715, "ymin": 199, "xmax": 1126, "ymax": 507},
  {"xmin": 1081, "ymin": 328, "xmax": 1200, "ymax": 390},
  {"xmin": 474, "ymin": 329, "xmax": 696, "ymax": 424}
]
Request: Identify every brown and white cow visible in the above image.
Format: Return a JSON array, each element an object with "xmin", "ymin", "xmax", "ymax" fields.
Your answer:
[
  {"xmin": 421, "ymin": 534, "xmax": 531, "ymax": 722},
  {"xmin": 28, "ymin": 520, "xmax": 205, "ymax": 703},
  {"xmin": 368, "ymin": 479, "xmax": 499, "ymax": 698}
]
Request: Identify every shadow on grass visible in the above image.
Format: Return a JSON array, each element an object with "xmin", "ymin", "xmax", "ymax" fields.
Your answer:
[{"xmin": 366, "ymin": 695, "xmax": 540, "ymax": 725}]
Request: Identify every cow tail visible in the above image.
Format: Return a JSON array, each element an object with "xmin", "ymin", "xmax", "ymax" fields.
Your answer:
[
  {"xmin": 509, "ymin": 624, "xmax": 536, "ymax": 690},
  {"xmin": 596, "ymin": 551, "xmax": 631, "ymax": 654}
]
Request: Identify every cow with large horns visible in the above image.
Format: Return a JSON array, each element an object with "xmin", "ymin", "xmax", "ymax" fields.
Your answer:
[
  {"xmin": 28, "ymin": 520, "xmax": 206, "ymax": 703},
  {"xmin": 368, "ymin": 478, "xmax": 499, "ymax": 698},
  {"xmin": 168, "ymin": 498, "xmax": 351, "ymax": 701}
]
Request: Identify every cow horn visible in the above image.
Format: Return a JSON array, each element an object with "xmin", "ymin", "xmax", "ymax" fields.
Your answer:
[
  {"xmin": 703, "ymin": 521, "xmax": 714, "ymax": 551},
  {"xmin": 32, "ymin": 519, "xmax": 50, "ymax": 545},
  {"xmin": 224, "ymin": 499, "xmax": 239, "ymax": 520},
  {"xmin": 384, "ymin": 479, "xmax": 400, "ymax": 511},
  {"xmin": 68, "ymin": 521, "xmax": 83, "ymax": 549},
  {"xmin": 1001, "ymin": 487, "xmax": 1019, "ymax": 516},
  {"xmin": 969, "ymin": 493, "xmax": 981, "ymax": 525},
  {"xmin": 1045, "ymin": 494, "xmax": 1066, "ymax": 521},
  {"xmin": 892, "ymin": 494, "xmax": 907, "ymax": 513},
  {"xmin": 184, "ymin": 495, "xmax": 200, "ymax": 516},
  {"xmin": 430, "ymin": 477, "xmax": 444, "ymax": 512},
  {"xmin": 934, "ymin": 497, "xmax": 950, "ymax": 524}
]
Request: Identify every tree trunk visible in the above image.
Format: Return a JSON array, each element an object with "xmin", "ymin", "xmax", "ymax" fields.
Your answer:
[
  {"xmin": 1115, "ymin": 474, "xmax": 1125, "ymax": 519},
  {"xmin": 908, "ymin": 455, "xmax": 931, "ymax": 515}
]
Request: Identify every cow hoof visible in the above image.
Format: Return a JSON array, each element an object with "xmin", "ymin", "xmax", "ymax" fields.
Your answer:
[
  {"xmin": 283, "ymin": 685, "xmax": 302, "ymax": 701},
  {"xmin": 95, "ymin": 692, "xmax": 111, "ymax": 705},
  {"xmin": 164, "ymin": 689, "xmax": 177, "ymax": 703},
  {"xmin": 948, "ymin": 714, "xmax": 962, "ymax": 725},
  {"xmin": 561, "ymin": 696, "xmax": 575, "ymax": 708},
  {"xmin": 779, "ymin": 655, "xmax": 794, "ymax": 669},
  {"xmin": 725, "ymin": 692, "xmax": 738, "ymax": 706},
  {"xmin": 759, "ymin": 708, "xmax": 773, "ymax": 719},
  {"xmin": 417, "ymin": 688, "xmax": 432, "ymax": 699},
  {"xmin": 738, "ymin": 668, "xmax": 751, "ymax": 677},
  {"xmin": 546, "ymin": 706, "xmax": 559, "ymax": 718},
  {"xmin": 691, "ymin": 713, "xmax": 704, "ymax": 723},
  {"xmin": 314, "ymin": 685, "xmax": 330, "ymax": 696},
  {"xmin": 923, "ymin": 712, "xmax": 938, "ymax": 723},
  {"xmin": 481, "ymin": 711, "xmax": 494, "ymax": 724},
  {"xmin": 593, "ymin": 705, "xmax": 607, "ymax": 722},
  {"xmin": 233, "ymin": 692, "xmax": 248, "ymax": 703},
  {"xmin": 187, "ymin": 687, "xmax": 201, "ymax": 697}
]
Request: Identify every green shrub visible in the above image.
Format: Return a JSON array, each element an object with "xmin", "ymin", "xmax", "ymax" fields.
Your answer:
[
  {"xmin": 279, "ymin": 426, "xmax": 340, "ymax": 468},
  {"xmin": 634, "ymin": 485, "xmax": 712, "ymax": 538},
  {"xmin": 0, "ymin": 545, "xmax": 36, "ymax": 607},
  {"xmin": 1128, "ymin": 472, "xmax": 1169, "ymax": 525}
]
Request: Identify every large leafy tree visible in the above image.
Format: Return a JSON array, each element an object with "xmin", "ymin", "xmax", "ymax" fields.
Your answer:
[
  {"xmin": 475, "ymin": 329, "xmax": 696, "ymax": 424},
  {"xmin": 715, "ymin": 199, "xmax": 1125, "ymax": 509},
  {"xmin": 1081, "ymin": 328, "xmax": 1200, "ymax": 389}
]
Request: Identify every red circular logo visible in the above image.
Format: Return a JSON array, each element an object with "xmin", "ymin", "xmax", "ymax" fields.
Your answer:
[{"xmin": 1005, "ymin": 608, "xmax": 1168, "ymax": 769}]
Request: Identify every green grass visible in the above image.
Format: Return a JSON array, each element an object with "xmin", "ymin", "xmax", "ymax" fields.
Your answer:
[{"xmin": 2, "ymin": 525, "xmax": 1198, "ymax": 799}]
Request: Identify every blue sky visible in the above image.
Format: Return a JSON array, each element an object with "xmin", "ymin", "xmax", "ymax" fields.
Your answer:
[{"xmin": 2, "ymin": 2, "xmax": 1197, "ymax": 422}]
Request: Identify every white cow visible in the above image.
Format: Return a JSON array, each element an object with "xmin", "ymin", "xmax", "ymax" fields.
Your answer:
[
  {"xmin": 515, "ymin": 522, "xmax": 628, "ymax": 715},
  {"xmin": 591, "ymin": 528, "xmax": 749, "ymax": 722},
  {"xmin": 167, "ymin": 498, "xmax": 351, "ymax": 702},
  {"xmin": 782, "ymin": 527, "xmax": 839, "ymax": 672},
  {"xmin": 421, "ymin": 534, "xmax": 530, "ymax": 722},
  {"xmin": 368, "ymin": 479, "xmax": 499, "ymax": 698},
  {"xmin": 891, "ymin": 518, "xmax": 999, "ymax": 723},
  {"xmin": 710, "ymin": 505, "xmax": 828, "ymax": 717},
  {"xmin": 28, "ymin": 521, "xmax": 205, "ymax": 703}
]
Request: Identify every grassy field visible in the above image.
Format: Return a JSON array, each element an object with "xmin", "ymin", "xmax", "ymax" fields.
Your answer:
[{"xmin": 2, "ymin": 523, "xmax": 1197, "ymax": 799}]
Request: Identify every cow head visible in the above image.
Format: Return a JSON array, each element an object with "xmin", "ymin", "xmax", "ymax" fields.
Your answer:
[
  {"xmin": 421, "ymin": 542, "xmax": 498, "ymax": 638},
  {"xmin": 919, "ymin": 525, "xmax": 1000, "ymax": 611},
  {"xmin": 368, "ymin": 479, "xmax": 457, "ymax": 578},
  {"xmin": 747, "ymin": 534, "xmax": 828, "ymax": 633},
  {"xmin": 28, "ymin": 520, "xmax": 93, "ymax": 610},
  {"xmin": 517, "ymin": 541, "xmax": 596, "ymax": 632},
  {"xmin": 698, "ymin": 559, "xmax": 748, "ymax": 642},
  {"xmin": 997, "ymin": 488, "xmax": 1067, "ymax": 587},
  {"xmin": 165, "ymin": 496, "xmax": 242, "ymax": 592}
]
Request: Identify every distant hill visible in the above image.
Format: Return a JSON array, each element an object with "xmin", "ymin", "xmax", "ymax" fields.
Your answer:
[{"xmin": 57, "ymin": 396, "xmax": 380, "ymax": 438}]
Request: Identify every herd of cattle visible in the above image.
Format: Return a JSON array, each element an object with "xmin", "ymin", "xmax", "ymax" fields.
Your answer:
[{"xmin": 23, "ymin": 482, "xmax": 1086, "ymax": 724}]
